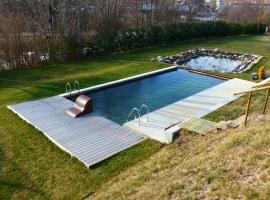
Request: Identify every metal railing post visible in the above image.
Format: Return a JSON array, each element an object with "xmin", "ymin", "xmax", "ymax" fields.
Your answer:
[
  {"xmin": 139, "ymin": 104, "xmax": 149, "ymax": 122},
  {"xmin": 66, "ymin": 83, "xmax": 72, "ymax": 96},
  {"xmin": 74, "ymin": 80, "xmax": 80, "ymax": 94},
  {"xmin": 127, "ymin": 108, "xmax": 141, "ymax": 125}
]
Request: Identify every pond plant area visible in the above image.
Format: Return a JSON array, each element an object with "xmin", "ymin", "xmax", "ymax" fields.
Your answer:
[{"xmin": 152, "ymin": 49, "xmax": 263, "ymax": 73}]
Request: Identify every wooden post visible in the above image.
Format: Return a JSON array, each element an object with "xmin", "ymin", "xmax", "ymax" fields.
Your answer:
[
  {"xmin": 244, "ymin": 92, "xmax": 252, "ymax": 127},
  {"xmin": 263, "ymin": 88, "xmax": 270, "ymax": 114}
]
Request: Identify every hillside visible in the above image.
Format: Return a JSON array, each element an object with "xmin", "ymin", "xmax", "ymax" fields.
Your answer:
[
  {"xmin": 1, "ymin": 35, "xmax": 270, "ymax": 199},
  {"xmin": 90, "ymin": 114, "xmax": 270, "ymax": 200}
]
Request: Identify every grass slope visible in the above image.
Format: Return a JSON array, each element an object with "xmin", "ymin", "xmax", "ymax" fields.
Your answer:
[
  {"xmin": 0, "ymin": 35, "xmax": 270, "ymax": 199},
  {"xmin": 91, "ymin": 117, "xmax": 270, "ymax": 200}
]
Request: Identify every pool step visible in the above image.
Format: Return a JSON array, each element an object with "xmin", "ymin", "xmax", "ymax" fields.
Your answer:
[{"xmin": 178, "ymin": 118, "xmax": 217, "ymax": 135}]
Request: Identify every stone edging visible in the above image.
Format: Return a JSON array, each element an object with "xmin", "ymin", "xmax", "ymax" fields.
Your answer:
[{"xmin": 151, "ymin": 49, "xmax": 263, "ymax": 74}]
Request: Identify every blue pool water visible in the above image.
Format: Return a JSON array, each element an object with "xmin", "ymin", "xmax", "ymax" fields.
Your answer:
[{"xmin": 71, "ymin": 69, "xmax": 224, "ymax": 124}]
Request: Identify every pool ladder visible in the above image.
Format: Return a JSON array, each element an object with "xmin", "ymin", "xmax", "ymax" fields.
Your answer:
[
  {"xmin": 126, "ymin": 104, "xmax": 149, "ymax": 125},
  {"xmin": 66, "ymin": 80, "xmax": 80, "ymax": 96}
]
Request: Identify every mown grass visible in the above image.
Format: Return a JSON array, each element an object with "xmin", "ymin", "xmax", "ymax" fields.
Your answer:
[{"xmin": 0, "ymin": 35, "xmax": 270, "ymax": 199}]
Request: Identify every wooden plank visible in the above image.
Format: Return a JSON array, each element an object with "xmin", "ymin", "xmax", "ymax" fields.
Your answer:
[
  {"xmin": 178, "ymin": 118, "xmax": 217, "ymax": 135},
  {"xmin": 263, "ymin": 88, "xmax": 270, "ymax": 114},
  {"xmin": 244, "ymin": 92, "xmax": 252, "ymax": 127}
]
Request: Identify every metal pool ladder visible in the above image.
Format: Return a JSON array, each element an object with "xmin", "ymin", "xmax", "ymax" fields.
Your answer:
[
  {"xmin": 126, "ymin": 104, "xmax": 149, "ymax": 125},
  {"xmin": 139, "ymin": 104, "xmax": 149, "ymax": 122},
  {"xmin": 65, "ymin": 81, "xmax": 80, "ymax": 96},
  {"xmin": 66, "ymin": 82, "xmax": 72, "ymax": 96},
  {"xmin": 74, "ymin": 80, "xmax": 80, "ymax": 94},
  {"xmin": 127, "ymin": 108, "xmax": 140, "ymax": 125}
]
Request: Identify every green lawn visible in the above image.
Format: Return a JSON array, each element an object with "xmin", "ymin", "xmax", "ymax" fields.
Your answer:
[{"xmin": 0, "ymin": 35, "xmax": 270, "ymax": 199}]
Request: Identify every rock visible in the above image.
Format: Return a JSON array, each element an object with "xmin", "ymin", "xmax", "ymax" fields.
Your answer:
[
  {"xmin": 215, "ymin": 121, "xmax": 228, "ymax": 131},
  {"xmin": 157, "ymin": 56, "xmax": 164, "ymax": 62},
  {"xmin": 164, "ymin": 59, "xmax": 171, "ymax": 64},
  {"xmin": 152, "ymin": 49, "xmax": 262, "ymax": 74},
  {"xmin": 226, "ymin": 121, "xmax": 239, "ymax": 129},
  {"xmin": 253, "ymin": 115, "xmax": 265, "ymax": 123},
  {"xmin": 251, "ymin": 72, "xmax": 258, "ymax": 80}
]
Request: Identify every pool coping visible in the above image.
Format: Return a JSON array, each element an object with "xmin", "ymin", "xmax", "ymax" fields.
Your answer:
[
  {"xmin": 185, "ymin": 68, "xmax": 233, "ymax": 80},
  {"xmin": 60, "ymin": 65, "xmax": 179, "ymax": 98}
]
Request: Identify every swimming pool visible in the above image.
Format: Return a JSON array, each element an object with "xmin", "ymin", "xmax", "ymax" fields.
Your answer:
[{"xmin": 69, "ymin": 69, "xmax": 224, "ymax": 124}]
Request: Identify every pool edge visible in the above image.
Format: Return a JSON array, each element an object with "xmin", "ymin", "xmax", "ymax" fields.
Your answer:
[{"xmin": 60, "ymin": 65, "xmax": 179, "ymax": 98}]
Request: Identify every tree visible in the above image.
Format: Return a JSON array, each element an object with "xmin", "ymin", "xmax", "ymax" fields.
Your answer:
[{"xmin": 183, "ymin": 0, "xmax": 205, "ymax": 21}]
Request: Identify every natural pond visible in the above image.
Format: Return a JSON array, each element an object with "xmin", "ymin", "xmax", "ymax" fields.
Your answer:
[{"xmin": 153, "ymin": 49, "xmax": 262, "ymax": 73}]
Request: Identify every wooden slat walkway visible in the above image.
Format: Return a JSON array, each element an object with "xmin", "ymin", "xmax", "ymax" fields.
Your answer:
[
  {"xmin": 178, "ymin": 118, "xmax": 217, "ymax": 135},
  {"xmin": 8, "ymin": 96, "xmax": 144, "ymax": 168},
  {"xmin": 124, "ymin": 78, "xmax": 256, "ymax": 143}
]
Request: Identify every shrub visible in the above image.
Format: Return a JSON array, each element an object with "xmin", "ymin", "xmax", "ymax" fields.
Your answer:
[
  {"xmin": 258, "ymin": 66, "xmax": 265, "ymax": 80},
  {"xmin": 88, "ymin": 22, "xmax": 266, "ymax": 55}
]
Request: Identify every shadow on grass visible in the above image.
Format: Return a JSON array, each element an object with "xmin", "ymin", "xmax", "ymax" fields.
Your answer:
[
  {"xmin": 0, "ymin": 125, "xmax": 52, "ymax": 199},
  {"xmin": 0, "ymin": 146, "xmax": 7, "ymax": 171},
  {"xmin": 0, "ymin": 169, "xmax": 50, "ymax": 199}
]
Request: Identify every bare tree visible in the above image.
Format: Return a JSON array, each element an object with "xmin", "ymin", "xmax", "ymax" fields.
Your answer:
[
  {"xmin": 221, "ymin": 0, "xmax": 270, "ymax": 26},
  {"xmin": 90, "ymin": 0, "xmax": 127, "ymax": 33},
  {"xmin": 184, "ymin": 0, "xmax": 205, "ymax": 21}
]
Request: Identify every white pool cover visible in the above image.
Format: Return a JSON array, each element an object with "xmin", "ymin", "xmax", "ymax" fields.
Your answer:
[{"xmin": 186, "ymin": 56, "xmax": 242, "ymax": 73}]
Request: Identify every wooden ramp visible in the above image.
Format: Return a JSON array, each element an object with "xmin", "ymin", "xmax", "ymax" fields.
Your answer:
[
  {"xmin": 178, "ymin": 118, "xmax": 217, "ymax": 135},
  {"xmin": 8, "ymin": 96, "xmax": 144, "ymax": 168}
]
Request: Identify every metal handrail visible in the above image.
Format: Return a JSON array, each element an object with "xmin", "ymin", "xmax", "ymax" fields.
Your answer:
[
  {"xmin": 66, "ymin": 82, "xmax": 72, "ymax": 96},
  {"xmin": 74, "ymin": 80, "xmax": 80, "ymax": 94},
  {"xmin": 126, "ymin": 107, "xmax": 140, "ymax": 125},
  {"xmin": 139, "ymin": 104, "xmax": 149, "ymax": 122}
]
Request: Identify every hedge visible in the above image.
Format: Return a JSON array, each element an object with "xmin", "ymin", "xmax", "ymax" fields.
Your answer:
[{"xmin": 88, "ymin": 21, "xmax": 266, "ymax": 55}]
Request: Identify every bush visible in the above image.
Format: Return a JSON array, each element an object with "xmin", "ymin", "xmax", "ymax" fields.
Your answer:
[
  {"xmin": 88, "ymin": 21, "xmax": 266, "ymax": 55},
  {"xmin": 258, "ymin": 65, "xmax": 265, "ymax": 80}
]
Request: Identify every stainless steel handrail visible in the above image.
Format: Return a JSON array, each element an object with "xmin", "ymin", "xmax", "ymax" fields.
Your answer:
[
  {"xmin": 139, "ymin": 104, "xmax": 149, "ymax": 122},
  {"xmin": 66, "ymin": 82, "xmax": 72, "ymax": 96},
  {"xmin": 74, "ymin": 80, "xmax": 80, "ymax": 94},
  {"xmin": 126, "ymin": 107, "xmax": 140, "ymax": 125}
]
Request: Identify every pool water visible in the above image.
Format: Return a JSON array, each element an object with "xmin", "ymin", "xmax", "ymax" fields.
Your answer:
[
  {"xmin": 70, "ymin": 69, "xmax": 224, "ymax": 124},
  {"xmin": 186, "ymin": 56, "xmax": 242, "ymax": 73}
]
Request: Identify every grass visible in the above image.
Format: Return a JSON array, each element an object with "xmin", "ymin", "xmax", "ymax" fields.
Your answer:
[
  {"xmin": 0, "ymin": 35, "xmax": 270, "ymax": 199},
  {"xmin": 90, "ymin": 118, "xmax": 270, "ymax": 200}
]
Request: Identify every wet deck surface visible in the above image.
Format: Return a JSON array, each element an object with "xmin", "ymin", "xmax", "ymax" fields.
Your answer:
[{"xmin": 9, "ymin": 96, "xmax": 144, "ymax": 168}]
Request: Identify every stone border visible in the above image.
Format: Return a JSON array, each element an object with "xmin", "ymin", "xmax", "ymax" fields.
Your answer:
[
  {"xmin": 151, "ymin": 49, "xmax": 263, "ymax": 74},
  {"xmin": 60, "ymin": 65, "xmax": 179, "ymax": 98}
]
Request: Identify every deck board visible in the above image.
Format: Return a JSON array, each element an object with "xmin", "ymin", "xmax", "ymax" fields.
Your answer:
[
  {"xmin": 178, "ymin": 118, "xmax": 217, "ymax": 135},
  {"xmin": 8, "ymin": 96, "xmax": 144, "ymax": 168}
]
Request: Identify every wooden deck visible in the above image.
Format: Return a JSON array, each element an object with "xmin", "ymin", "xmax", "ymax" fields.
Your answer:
[
  {"xmin": 124, "ymin": 78, "xmax": 256, "ymax": 143},
  {"xmin": 8, "ymin": 96, "xmax": 144, "ymax": 168},
  {"xmin": 178, "ymin": 118, "xmax": 217, "ymax": 135}
]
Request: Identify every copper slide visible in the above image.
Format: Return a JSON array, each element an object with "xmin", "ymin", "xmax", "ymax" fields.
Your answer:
[{"xmin": 66, "ymin": 95, "xmax": 93, "ymax": 118}]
